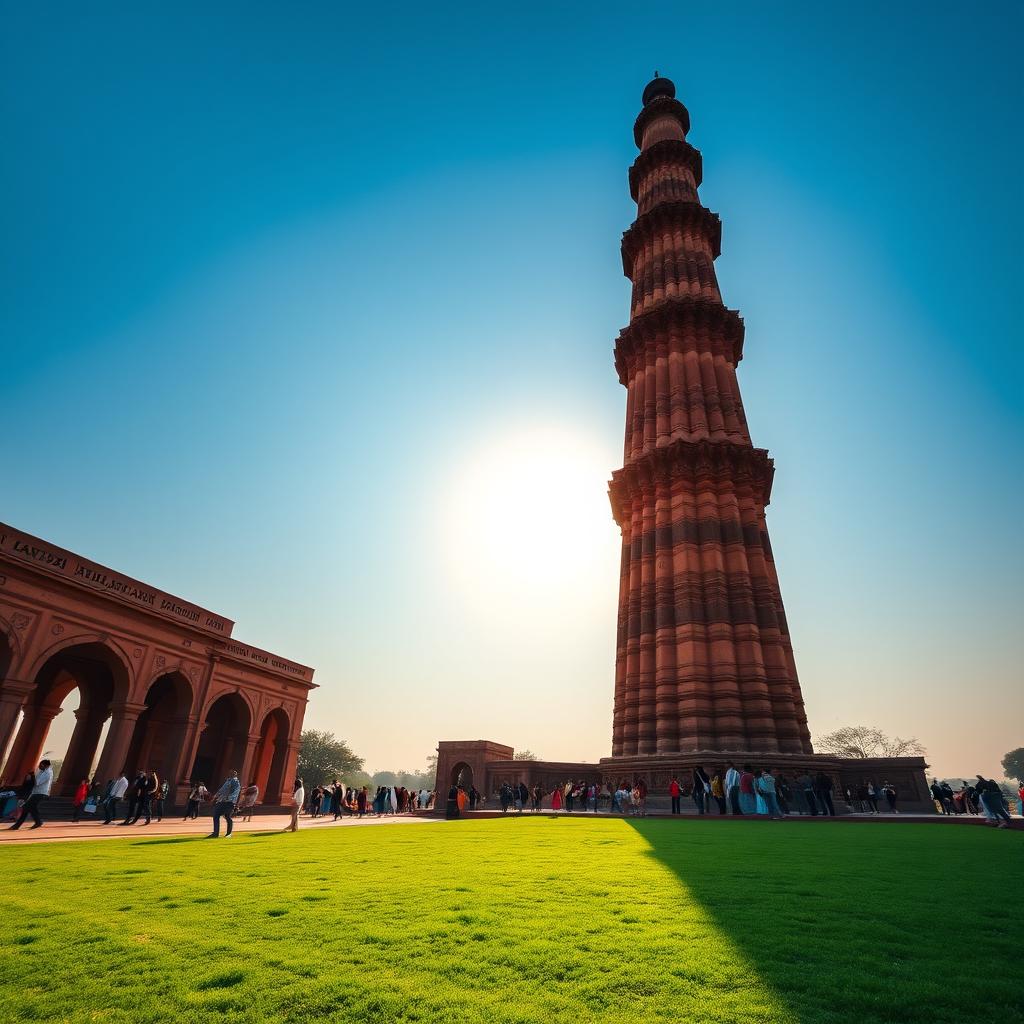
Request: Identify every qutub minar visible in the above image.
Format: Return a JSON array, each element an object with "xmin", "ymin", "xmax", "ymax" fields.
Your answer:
[{"xmin": 438, "ymin": 75, "xmax": 929, "ymax": 809}]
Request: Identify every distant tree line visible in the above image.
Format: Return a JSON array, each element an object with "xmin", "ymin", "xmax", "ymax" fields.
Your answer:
[{"xmin": 297, "ymin": 731, "xmax": 437, "ymax": 791}]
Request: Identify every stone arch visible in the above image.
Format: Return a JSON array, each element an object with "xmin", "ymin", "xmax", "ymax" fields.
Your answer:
[
  {"xmin": 252, "ymin": 706, "xmax": 290, "ymax": 805},
  {"xmin": 124, "ymin": 671, "xmax": 194, "ymax": 786},
  {"xmin": 25, "ymin": 633, "xmax": 133, "ymax": 699},
  {"xmin": 4, "ymin": 638, "xmax": 133, "ymax": 794},
  {"xmin": 450, "ymin": 761, "xmax": 474, "ymax": 789},
  {"xmin": 190, "ymin": 691, "xmax": 252, "ymax": 789}
]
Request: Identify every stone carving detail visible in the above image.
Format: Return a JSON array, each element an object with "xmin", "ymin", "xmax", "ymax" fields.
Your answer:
[
  {"xmin": 11, "ymin": 613, "xmax": 29, "ymax": 630},
  {"xmin": 51, "ymin": 623, "xmax": 65, "ymax": 636},
  {"xmin": 133, "ymin": 648, "xmax": 142, "ymax": 659}
]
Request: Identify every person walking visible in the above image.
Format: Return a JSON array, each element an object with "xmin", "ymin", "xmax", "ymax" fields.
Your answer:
[
  {"xmin": 285, "ymin": 777, "xmax": 304, "ymax": 832},
  {"xmin": 208, "ymin": 770, "xmax": 241, "ymax": 838},
  {"xmin": 669, "ymin": 776, "xmax": 682, "ymax": 815},
  {"xmin": 975, "ymin": 776, "xmax": 1011, "ymax": 828},
  {"xmin": 184, "ymin": 782, "xmax": 207, "ymax": 820},
  {"xmin": 692, "ymin": 766, "xmax": 710, "ymax": 815},
  {"xmin": 238, "ymin": 782, "xmax": 259, "ymax": 822},
  {"xmin": 120, "ymin": 771, "xmax": 146, "ymax": 825},
  {"xmin": 813, "ymin": 772, "xmax": 836, "ymax": 816},
  {"xmin": 798, "ymin": 772, "xmax": 817, "ymax": 816},
  {"xmin": 725, "ymin": 763, "xmax": 742, "ymax": 815},
  {"xmin": 9, "ymin": 759, "xmax": 53, "ymax": 830},
  {"xmin": 136, "ymin": 771, "xmax": 159, "ymax": 825},
  {"xmin": 103, "ymin": 772, "xmax": 129, "ymax": 824},
  {"xmin": 154, "ymin": 778, "xmax": 169, "ymax": 822},
  {"xmin": 756, "ymin": 768, "xmax": 785, "ymax": 819}
]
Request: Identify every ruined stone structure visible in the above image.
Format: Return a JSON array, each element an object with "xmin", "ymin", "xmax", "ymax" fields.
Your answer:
[
  {"xmin": 0, "ymin": 523, "xmax": 314, "ymax": 804},
  {"xmin": 436, "ymin": 77, "xmax": 930, "ymax": 811}
]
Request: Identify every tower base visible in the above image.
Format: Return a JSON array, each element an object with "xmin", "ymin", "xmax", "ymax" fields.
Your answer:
[{"xmin": 435, "ymin": 740, "xmax": 933, "ymax": 813}]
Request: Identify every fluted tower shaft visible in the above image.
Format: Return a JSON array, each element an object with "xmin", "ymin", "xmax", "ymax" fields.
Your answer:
[{"xmin": 609, "ymin": 77, "xmax": 813, "ymax": 757}]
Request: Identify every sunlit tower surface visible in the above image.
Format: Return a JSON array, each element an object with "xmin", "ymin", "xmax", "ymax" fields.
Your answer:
[{"xmin": 608, "ymin": 75, "xmax": 814, "ymax": 758}]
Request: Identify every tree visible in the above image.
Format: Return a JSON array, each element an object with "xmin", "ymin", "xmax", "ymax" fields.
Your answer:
[
  {"xmin": 514, "ymin": 749, "xmax": 540, "ymax": 761},
  {"xmin": 816, "ymin": 726, "xmax": 925, "ymax": 759},
  {"xmin": 296, "ymin": 730, "xmax": 364, "ymax": 789},
  {"xmin": 1002, "ymin": 747, "xmax": 1024, "ymax": 783}
]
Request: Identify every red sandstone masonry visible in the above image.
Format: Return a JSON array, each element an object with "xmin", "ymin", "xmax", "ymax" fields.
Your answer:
[{"xmin": 610, "ymin": 81, "xmax": 812, "ymax": 758}]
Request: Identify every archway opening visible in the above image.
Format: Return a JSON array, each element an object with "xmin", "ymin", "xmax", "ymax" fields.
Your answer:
[
  {"xmin": 191, "ymin": 693, "xmax": 251, "ymax": 790},
  {"xmin": 125, "ymin": 672, "xmax": 193, "ymax": 788},
  {"xmin": 3, "ymin": 641, "xmax": 129, "ymax": 796},
  {"xmin": 253, "ymin": 708, "xmax": 290, "ymax": 805},
  {"xmin": 451, "ymin": 761, "xmax": 474, "ymax": 789}
]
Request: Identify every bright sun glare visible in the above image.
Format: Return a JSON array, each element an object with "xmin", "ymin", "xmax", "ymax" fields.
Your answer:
[{"xmin": 444, "ymin": 425, "xmax": 619, "ymax": 607}]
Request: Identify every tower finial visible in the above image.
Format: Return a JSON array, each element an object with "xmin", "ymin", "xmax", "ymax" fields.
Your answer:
[{"xmin": 641, "ymin": 74, "xmax": 676, "ymax": 108}]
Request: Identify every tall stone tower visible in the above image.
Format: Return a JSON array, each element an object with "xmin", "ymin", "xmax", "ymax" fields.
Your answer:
[{"xmin": 609, "ymin": 75, "xmax": 813, "ymax": 758}]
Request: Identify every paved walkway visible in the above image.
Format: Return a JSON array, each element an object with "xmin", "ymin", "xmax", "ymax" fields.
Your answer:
[
  {"xmin": 3, "ymin": 808, "xmax": 1019, "ymax": 844},
  {"xmin": 0, "ymin": 811, "xmax": 441, "ymax": 845}
]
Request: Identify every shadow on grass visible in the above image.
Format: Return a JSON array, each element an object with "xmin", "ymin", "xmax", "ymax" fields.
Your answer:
[
  {"xmin": 623, "ymin": 818, "xmax": 1022, "ymax": 1024},
  {"xmin": 131, "ymin": 836, "xmax": 209, "ymax": 846}
]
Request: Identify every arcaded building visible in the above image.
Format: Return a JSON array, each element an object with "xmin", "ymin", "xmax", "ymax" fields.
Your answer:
[{"xmin": 0, "ymin": 523, "xmax": 314, "ymax": 804}]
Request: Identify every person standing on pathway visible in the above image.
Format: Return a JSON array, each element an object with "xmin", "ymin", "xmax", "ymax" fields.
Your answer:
[
  {"xmin": 9, "ymin": 759, "xmax": 53, "ymax": 830},
  {"xmin": 208, "ymin": 770, "xmax": 241, "ymax": 838},
  {"xmin": 669, "ymin": 776, "xmax": 682, "ymax": 815},
  {"xmin": 103, "ymin": 772, "xmax": 129, "ymax": 824},
  {"xmin": 725, "ymin": 763, "xmax": 742, "ymax": 815},
  {"xmin": 285, "ymin": 778, "xmax": 304, "ymax": 832}
]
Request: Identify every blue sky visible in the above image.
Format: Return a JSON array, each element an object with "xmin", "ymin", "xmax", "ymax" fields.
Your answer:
[{"xmin": 2, "ymin": 4, "xmax": 1021, "ymax": 778}]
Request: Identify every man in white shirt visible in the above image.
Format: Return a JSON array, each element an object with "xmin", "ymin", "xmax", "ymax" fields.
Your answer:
[
  {"xmin": 725, "ymin": 762, "xmax": 742, "ymax": 815},
  {"xmin": 9, "ymin": 759, "xmax": 53, "ymax": 830},
  {"xmin": 103, "ymin": 771, "xmax": 130, "ymax": 825}
]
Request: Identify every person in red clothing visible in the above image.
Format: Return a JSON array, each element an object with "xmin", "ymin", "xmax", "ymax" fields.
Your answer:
[
  {"xmin": 669, "ymin": 776, "xmax": 682, "ymax": 815},
  {"xmin": 71, "ymin": 778, "xmax": 90, "ymax": 822}
]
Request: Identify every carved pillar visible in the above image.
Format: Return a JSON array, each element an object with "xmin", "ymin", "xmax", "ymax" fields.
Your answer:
[
  {"xmin": 239, "ymin": 733, "xmax": 262, "ymax": 791},
  {"xmin": 56, "ymin": 704, "xmax": 108, "ymax": 795},
  {"xmin": 4, "ymin": 703, "xmax": 61, "ymax": 783},
  {"xmin": 0, "ymin": 679, "xmax": 35, "ymax": 779},
  {"xmin": 93, "ymin": 701, "xmax": 147, "ymax": 783},
  {"xmin": 279, "ymin": 740, "xmax": 301, "ymax": 806},
  {"xmin": 169, "ymin": 715, "xmax": 201, "ymax": 803}
]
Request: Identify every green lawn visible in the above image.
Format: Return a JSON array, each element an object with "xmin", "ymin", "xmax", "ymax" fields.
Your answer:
[{"xmin": 1, "ymin": 818, "xmax": 1020, "ymax": 1023}]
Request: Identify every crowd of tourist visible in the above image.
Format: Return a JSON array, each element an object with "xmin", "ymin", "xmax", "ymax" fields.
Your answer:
[
  {"xmin": 1, "ymin": 756, "xmax": 1020, "ymax": 831},
  {"xmin": 302, "ymin": 781, "xmax": 436, "ymax": 818},
  {"xmin": 462, "ymin": 765, "xmax": 1021, "ymax": 825},
  {"xmin": 929, "ymin": 777, "xmax": 1015, "ymax": 827}
]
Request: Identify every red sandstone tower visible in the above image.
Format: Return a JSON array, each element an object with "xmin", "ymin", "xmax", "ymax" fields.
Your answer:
[{"xmin": 609, "ymin": 75, "xmax": 813, "ymax": 758}]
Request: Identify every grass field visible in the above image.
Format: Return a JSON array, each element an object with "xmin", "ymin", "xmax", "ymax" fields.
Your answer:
[{"xmin": 1, "ymin": 818, "xmax": 1020, "ymax": 1023}]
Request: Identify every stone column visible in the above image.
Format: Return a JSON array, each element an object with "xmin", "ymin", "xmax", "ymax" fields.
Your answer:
[
  {"xmin": 56, "ymin": 704, "xmax": 108, "ymax": 795},
  {"xmin": 0, "ymin": 679, "xmax": 35, "ymax": 779},
  {"xmin": 94, "ymin": 702, "xmax": 147, "ymax": 783},
  {"xmin": 3, "ymin": 704, "xmax": 61, "ymax": 783},
  {"xmin": 277, "ymin": 739, "xmax": 301, "ymax": 806},
  {"xmin": 239, "ymin": 733, "xmax": 262, "ymax": 790},
  {"xmin": 169, "ymin": 716, "xmax": 202, "ymax": 803}
]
